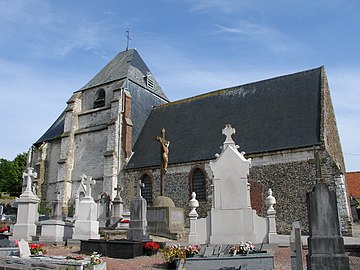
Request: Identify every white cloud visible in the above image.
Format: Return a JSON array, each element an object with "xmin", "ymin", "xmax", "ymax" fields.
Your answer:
[
  {"xmin": 188, "ymin": 0, "xmax": 249, "ymax": 13},
  {"xmin": 215, "ymin": 22, "xmax": 293, "ymax": 52}
]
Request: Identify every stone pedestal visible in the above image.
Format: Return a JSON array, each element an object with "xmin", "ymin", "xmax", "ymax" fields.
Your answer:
[
  {"xmin": 39, "ymin": 220, "xmax": 74, "ymax": 243},
  {"xmin": 110, "ymin": 197, "xmax": 123, "ymax": 226},
  {"xmin": 127, "ymin": 195, "xmax": 149, "ymax": 241},
  {"xmin": 72, "ymin": 197, "xmax": 100, "ymax": 240},
  {"xmin": 10, "ymin": 193, "xmax": 40, "ymax": 242},
  {"xmin": 147, "ymin": 196, "xmax": 184, "ymax": 239},
  {"xmin": 306, "ymin": 183, "xmax": 349, "ymax": 270}
]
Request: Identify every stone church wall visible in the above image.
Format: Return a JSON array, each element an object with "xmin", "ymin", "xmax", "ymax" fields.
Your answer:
[
  {"xmin": 71, "ymin": 130, "xmax": 107, "ymax": 181},
  {"xmin": 78, "ymin": 107, "xmax": 110, "ymax": 130},
  {"xmin": 123, "ymin": 162, "xmax": 213, "ymax": 226},
  {"xmin": 124, "ymin": 147, "xmax": 352, "ymax": 235}
]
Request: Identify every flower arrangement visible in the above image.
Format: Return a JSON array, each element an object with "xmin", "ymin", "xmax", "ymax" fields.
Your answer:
[
  {"xmin": 229, "ymin": 241, "xmax": 257, "ymax": 255},
  {"xmin": 163, "ymin": 244, "xmax": 193, "ymax": 262},
  {"xmin": 184, "ymin": 244, "xmax": 201, "ymax": 257},
  {"xmin": 89, "ymin": 251, "xmax": 102, "ymax": 265},
  {"xmin": 66, "ymin": 255, "xmax": 84, "ymax": 260},
  {"xmin": 144, "ymin": 241, "xmax": 160, "ymax": 251},
  {"xmin": 0, "ymin": 227, "xmax": 8, "ymax": 233},
  {"xmin": 29, "ymin": 243, "xmax": 46, "ymax": 256}
]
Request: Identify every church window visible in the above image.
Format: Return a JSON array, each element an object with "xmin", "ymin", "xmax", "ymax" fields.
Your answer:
[
  {"xmin": 190, "ymin": 168, "xmax": 206, "ymax": 201},
  {"xmin": 141, "ymin": 174, "xmax": 153, "ymax": 204},
  {"xmin": 93, "ymin": 88, "xmax": 106, "ymax": 108}
]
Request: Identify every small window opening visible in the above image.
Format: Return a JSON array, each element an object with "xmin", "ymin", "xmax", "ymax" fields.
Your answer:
[{"xmin": 93, "ymin": 88, "xmax": 105, "ymax": 108}]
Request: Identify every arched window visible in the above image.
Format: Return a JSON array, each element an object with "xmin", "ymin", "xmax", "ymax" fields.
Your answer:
[
  {"xmin": 141, "ymin": 174, "xmax": 153, "ymax": 204},
  {"xmin": 190, "ymin": 168, "xmax": 206, "ymax": 201},
  {"xmin": 93, "ymin": 88, "xmax": 105, "ymax": 108}
]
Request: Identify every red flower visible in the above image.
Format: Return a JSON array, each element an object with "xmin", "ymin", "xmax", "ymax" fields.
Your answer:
[{"xmin": 144, "ymin": 242, "xmax": 160, "ymax": 251}]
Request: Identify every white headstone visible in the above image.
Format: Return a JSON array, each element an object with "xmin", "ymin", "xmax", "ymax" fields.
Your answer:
[
  {"xmin": 194, "ymin": 124, "xmax": 268, "ymax": 245},
  {"xmin": 18, "ymin": 239, "xmax": 31, "ymax": 258}
]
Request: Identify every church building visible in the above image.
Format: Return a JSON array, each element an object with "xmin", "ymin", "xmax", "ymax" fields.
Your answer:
[{"xmin": 30, "ymin": 48, "xmax": 352, "ymax": 235}]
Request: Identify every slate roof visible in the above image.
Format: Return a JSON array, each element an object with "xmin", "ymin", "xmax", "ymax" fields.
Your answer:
[
  {"xmin": 35, "ymin": 111, "xmax": 65, "ymax": 144},
  {"xmin": 126, "ymin": 67, "xmax": 323, "ymax": 169},
  {"xmin": 78, "ymin": 49, "xmax": 168, "ymax": 101}
]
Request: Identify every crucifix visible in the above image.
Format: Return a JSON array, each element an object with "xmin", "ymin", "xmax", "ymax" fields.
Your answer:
[
  {"xmin": 125, "ymin": 30, "xmax": 132, "ymax": 51},
  {"xmin": 155, "ymin": 128, "xmax": 170, "ymax": 196}
]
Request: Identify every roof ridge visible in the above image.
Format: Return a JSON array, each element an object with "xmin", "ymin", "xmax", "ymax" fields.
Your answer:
[{"xmin": 155, "ymin": 66, "xmax": 323, "ymax": 109}]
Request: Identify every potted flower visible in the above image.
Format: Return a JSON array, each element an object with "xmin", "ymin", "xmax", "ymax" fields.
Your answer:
[
  {"xmin": 144, "ymin": 241, "xmax": 160, "ymax": 256},
  {"xmin": 85, "ymin": 252, "xmax": 105, "ymax": 270},
  {"xmin": 29, "ymin": 243, "xmax": 46, "ymax": 256},
  {"xmin": 229, "ymin": 241, "xmax": 257, "ymax": 255},
  {"xmin": 185, "ymin": 244, "xmax": 201, "ymax": 257},
  {"xmin": 163, "ymin": 245, "xmax": 186, "ymax": 269}
]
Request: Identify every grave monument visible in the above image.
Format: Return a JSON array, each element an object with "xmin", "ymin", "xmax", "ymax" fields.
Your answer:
[
  {"xmin": 72, "ymin": 174, "xmax": 100, "ymax": 240},
  {"xmin": 110, "ymin": 184, "xmax": 124, "ymax": 227},
  {"xmin": 191, "ymin": 124, "xmax": 271, "ymax": 245},
  {"xmin": 147, "ymin": 128, "xmax": 184, "ymax": 239},
  {"xmin": 39, "ymin": 190, "xmax": 73, "ymax": 244},
  {"xmin": 10, "ymin": 148, "xmax": 40, "ymax": 241},
  {"xmin": 306, "ymin": 149, "xmax": 349, "ymax": 269},
  {"xmin": 127, "ymin": 180, "xmax": 149, "ymax": 241}
]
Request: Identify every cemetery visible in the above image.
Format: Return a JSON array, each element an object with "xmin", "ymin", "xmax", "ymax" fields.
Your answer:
[{"xmin": 0, "ymin": 124, "xmax": 359, "ymax": 269}]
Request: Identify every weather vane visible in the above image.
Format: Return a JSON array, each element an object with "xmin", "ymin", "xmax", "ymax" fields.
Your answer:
[{"xmin": 125, "ymin": 30, "xmax": 132, "ymax": 51}]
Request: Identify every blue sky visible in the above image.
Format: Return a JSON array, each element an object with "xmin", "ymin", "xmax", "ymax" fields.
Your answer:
[{"xmin": 0, "ymin": 0, "xmax": 359, "ymax": 172}]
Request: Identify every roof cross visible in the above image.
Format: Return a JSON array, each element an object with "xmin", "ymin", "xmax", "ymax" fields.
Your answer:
[{"xmin": 125, "ymin": 30, "xmax": 132, "ymax": 51}]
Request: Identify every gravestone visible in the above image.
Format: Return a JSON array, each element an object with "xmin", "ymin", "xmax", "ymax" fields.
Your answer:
[
  {"xmin": 97, "ymin": 193, "xmax": 110, "ymax": 227},
  {"xmin": 306, "ymin": 183, "xmax": 349, "ymax": 269},
  {"xmin": 0, "ymin": 205, "xmax": 3, "ymax": 220},
  {"xmin": 127, "ymin": 180, "xmax": 149, "ymax": 241},
  {"xmin": 290, "ymin": 221, "xmax": 303, "ymax": 270},
  {"xmin": 18, "ymin": 239, "xmax": 31, "ymax": 258},
  {"xmin": 72, "ymin": 174, "xmax": 100, "ymax": 240},
  {"xmin": 110, "ymin": 184, "xmax": 124, "ymax": 227},
  {"xmin": 194, "ymin": 124, "xmax": 267, "ymax": 244},
  {"xmin": 40, "ymin": 189, "xmax": 74, "ymax": 244},
  {"xmin": 10, "ymin": 148, "xmax": 40, "ymax": 242}
]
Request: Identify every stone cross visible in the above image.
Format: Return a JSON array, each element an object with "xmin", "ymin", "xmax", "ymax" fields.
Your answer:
[
  {"xmin": 82, "ymin": 174, "xmax": 96, "ymax": 198},
  {"xmin": 135, "ymin": 180, "xmax": 145, "ymax": 197},
  {"xmin": 155, "ymin": 128, "xmax": 170, "ymax": 196},
  {"xmin": 310, "ymin": 147, "xmax": 327, "ymax": 184},
  {"xmin": 222, "ymin": 124, "xmax": 236, "ymax": 149},
  {"xmin": 114, "ymin": 185, "xmax": 123, "ymax": 199},
  {"xmin": 23, "ymin": 167, "xmax": 37, "ymax": 195}
]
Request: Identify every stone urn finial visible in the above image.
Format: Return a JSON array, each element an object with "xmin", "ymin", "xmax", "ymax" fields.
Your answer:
[
  {"xmin": 265, "ymin": 189, "xmax": 276, "ymax": 211},
  {"xmin": 189, "ymin": 192, "xmax": 199, "ymax": 216}
]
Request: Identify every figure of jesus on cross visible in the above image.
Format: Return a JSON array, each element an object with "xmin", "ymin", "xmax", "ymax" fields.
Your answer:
[{"xmin": 155, "ymin": 128, "xmax": 170, "ymax": 196}]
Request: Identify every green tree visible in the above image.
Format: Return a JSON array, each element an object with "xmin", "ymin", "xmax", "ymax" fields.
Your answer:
[{"xmin": 0, "ymin": 152, "xmax": 27, "ymax": 196}]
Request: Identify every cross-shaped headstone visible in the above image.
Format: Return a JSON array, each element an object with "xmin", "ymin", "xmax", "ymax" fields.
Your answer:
[
  {"xmin": 155, "ymin": 128, "xmax": 170, "ymax": 196},
  {"xmin": 135, "ymin": 180, "xmax": 145, "ymax": 197},
  {"xmin": 81, "ymin": 174, "xmax": 96, "ymax": 198},
  {"xmin": 114, "ymin": 185, "xmax": 123, "ymax": 199},
  {"xmin": 309, "ymin": 147, "xmax": 326, "ymax": 184},
  {"xmin": 23, "ymin": 167, "xmax": 37, "ymax": 194}
]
